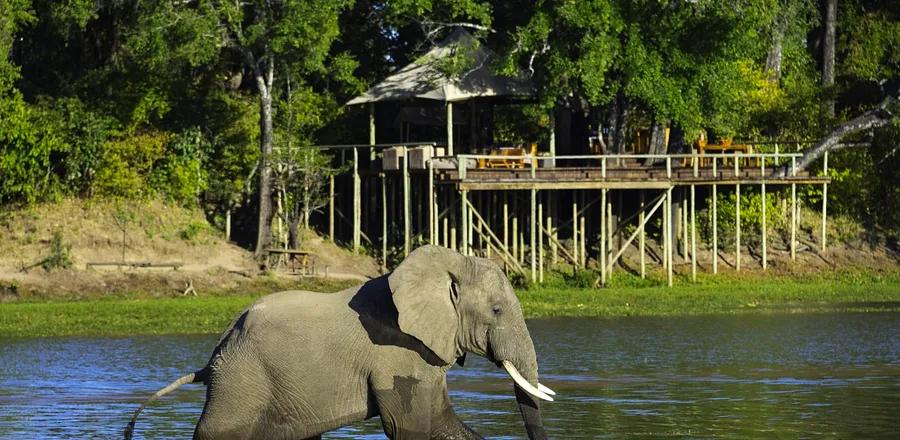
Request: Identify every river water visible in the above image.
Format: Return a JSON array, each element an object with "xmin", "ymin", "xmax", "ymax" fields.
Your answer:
[{"xmin": 1, "ymin": 312, "xmax": 897, "ymax": 439}]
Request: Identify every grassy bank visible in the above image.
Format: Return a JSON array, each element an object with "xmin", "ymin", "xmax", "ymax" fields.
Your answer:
[{"xmin": 1, "ymin": 269, "xmax": 899, "ymax": 338}]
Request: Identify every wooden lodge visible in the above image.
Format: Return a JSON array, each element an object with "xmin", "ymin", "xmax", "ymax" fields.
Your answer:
[{"xmin": 309, "ymin": 29, "xmax": 831, "ymax": 287}]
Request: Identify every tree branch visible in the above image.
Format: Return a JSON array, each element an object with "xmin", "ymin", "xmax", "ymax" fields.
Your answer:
[{"xmin": 776, "ymin": 96, "xmax": 897, "ymax": 177}]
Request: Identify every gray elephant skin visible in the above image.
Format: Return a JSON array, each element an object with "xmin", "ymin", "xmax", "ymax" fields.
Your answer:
[{"xmin": 125, "ymin": 245, "xmax": 554, "ymax": 439}]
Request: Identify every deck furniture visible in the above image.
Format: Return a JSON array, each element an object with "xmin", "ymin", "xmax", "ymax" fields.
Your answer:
[{"xmin": 264, "ymin": 249, "xmax": 316, "ymax": 275}]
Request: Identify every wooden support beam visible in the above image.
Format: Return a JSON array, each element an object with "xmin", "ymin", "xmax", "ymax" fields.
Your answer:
[
  {"xmin": 791, "ymin": 182, "xmax": 797, "ymax": 261},
  {"xmin": 369, "ymin": 103, "xmax": 376, "ymax": 160},
  {"xmin": 503, "ymin": 196, "xmax": 509, "ymax": 255},
  {"xmin": 821, "ymin": 151, "xmax": 829, "ymax": 252},
  {"xmin": 461, "ymin": 189, "xmax": 469, "ymax": 256},
  {"xmin": 667, "ymin": 188, "xmax": 674, "ymax": 287},
  {"xmin": 639, "ymin": 191, "xmax": 646, "ymax": 279},
  {"xmin": 531, "ymin": 188, "xmax": 537, "ymax": 281},
  {"xmin": 446, "ymin": 102, "xmax": 454, "ymax": 156},
  {"xmin": 512, "ymin": 216, "xmax": 519, "ymax": 263},
  {"xmin": 736, "ymin": 183, "xmax": 741, "ymax": 271},
  {"xmin": 352, "ymin": 147, "xmax": 361, "ymax": 252},
  {"xmin": 328, "ymin": 175, "xmax": 335, "ymax": 242},
  {"xmin": 580, "ymin": 217, "xmax": 587, "ymax": 269},
  {"xmin": 538, "ymin": 201, "xmax": 544, "ymax": 283},
  {"xmin": 403, "ymin": 148, "xmax": 410, "ymax": 256},
  {"xmin": 712, "ymin": 183, "xmax": 718, "ymax": 274},
  {"xmin": 381, "ymin": 174, "xmax": 387, "ymax": 272},
  {"xmin": 600, "ymin": 189, "xmax": 607, "ymax": 286},
  {"xmin": 691, "ymin": 184, "xmax": 697, "ymax": 282},
  {"xmin": 605, "ymin": 193, "xmax": 665, "ymax": 273},
  {"xmin": 428, "ymin": 160, "xmax": 435, "ymax": 244},
  {"xmin": 762, "ymin": 182, "xmax": 767, "ymax": 270},
  {"xmin": 572, "ymin": 198, "xmax": 579, "ymax": 267}
]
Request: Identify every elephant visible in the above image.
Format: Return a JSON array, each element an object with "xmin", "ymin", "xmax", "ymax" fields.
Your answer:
[{"xmin": 125, "ymin": 245, "xmax": 555, "ymax": 439}]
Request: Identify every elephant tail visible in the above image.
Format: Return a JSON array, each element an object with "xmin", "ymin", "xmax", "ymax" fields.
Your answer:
[{"xmin": 124, "ymin": 367, "xmax": 208, "ymax": 440}]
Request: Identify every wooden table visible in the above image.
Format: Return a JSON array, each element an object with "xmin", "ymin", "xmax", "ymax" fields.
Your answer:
[
  {"xmin": 477, "ymin": 144, "xmax": 537, "ymax": 169},
  {"xmin": 693, "ymin": 143, "xmax": 757, "ymax": 167},
  {"xmin": 264, "ymin": 249, "xmax": 316, "ymax": 274}
]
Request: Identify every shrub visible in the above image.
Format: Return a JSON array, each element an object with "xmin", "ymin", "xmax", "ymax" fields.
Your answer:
[{"xmin": 41, "ymin": 231, "xmax": 73, "ymax": 271}]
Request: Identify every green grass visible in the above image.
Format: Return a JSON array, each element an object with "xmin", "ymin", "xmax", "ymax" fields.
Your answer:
[{"xmin": 1, "ymin": 269, "xmax": 899, "ymax": 338}]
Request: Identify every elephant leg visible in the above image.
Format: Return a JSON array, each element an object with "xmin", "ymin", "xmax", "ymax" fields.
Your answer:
[
  {"xmin": 372, "ymin": 375, "xmax": 435, "ymax": 439},
  {"xmin": 429, "ymin": 385, "xmax": 483, "ymax": 440}
]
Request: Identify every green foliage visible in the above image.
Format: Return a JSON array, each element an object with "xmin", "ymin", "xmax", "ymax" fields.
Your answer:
[{"xmin": 40, "ymin": 230, "xmax": 73, "ymax": 271}]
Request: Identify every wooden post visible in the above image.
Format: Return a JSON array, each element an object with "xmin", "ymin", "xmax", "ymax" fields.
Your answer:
[
  {"xmin": 503, "ymin": 196, "xmax": 509, "ymax": 255},
  {"xmin": 369, "ymin": 103, "xmax": 376, "ymax": 160},
  {"xmin": 681, "ymin": 193, "xmax": 688, "ymax": 260},
  {"xmin": 461, "ymin": 189, "xmax": 469, "ymax": 256},
  {"xmin": 691, "ymin": 184, "xmax": 697, "ymax": 282},
  {"xmin": 512, "ymin": 216, "xmax": 519, "ymax": 263},
  {"xmin": 666, "ymin": 187, "xmax": 674, "ymax": 287},
  {"xmin": 443, "ymin": 217, "xmax": 449, "ymax": 249},
  {"xmin": 606, "ymin": 200, "xmax": 612, "ymax": 271},
  {"xmin": 791, "ymin": 182, "xmax": 797, "ymax": 261},
  {"xmin": 531, "ymin": 188, "xmax": 537, "ymax": 281},
  {"xmin": 538, "ymin": 202, "xmax": 544, "ymax": 283},
  {"xmin": 712, "ymin": 158, "xmax": 718, "ymax": 274},
  {"xmin": 549, "ymin": 110, "xmax": 556, "ymax": 158},
  {"xmin": 403, "ymin": 148, "xmax": 410, "ymax": 256},
  {"xmin": 225, "ymin": 209, "xmax": 231, "ymax": 241},
  {"xmin": 762, "ymin": 182, "xmax": 767, "ymax": 270},
  {"xmin": 428, "ymin": 160, "xmax": 435, "ymax": 244},
  {"xmin": 548, "ymin": 213, "xmax": 556, "ymax": 267},
  {"xmin": 639, "ymin": 191, "xmax": 646, "ymax": 279},
  {"xmin": 328, "ymin": 175, "xmax": 335, "ymax": 242},
  {"xmin": 381, "ymin": 174, "xmax": 387, "ymax": 271},
  {"xmin": 353, "ymin": 147, "xmax": 361, "ymax": 252},
  {"xmin": 580, "ymin": 217, "xmax": 586, "ymax": 269},
  {"xmin": 446, "ymin": 102, "xmax": 454, "ymax": 156},
  {"xmin": 572, "ymin": 198, "xmax": 579, "ymax": 267},
  {"xmin": 736, "ymin": 183, "xmax": 741, "ymax": 271},
  {"xmin": 821, "ymin": 151, "xmax": 829, "ymax": 252},
  {"xmin": 600, "ymin": 188, "xmax": 607, "ymax": 285}
]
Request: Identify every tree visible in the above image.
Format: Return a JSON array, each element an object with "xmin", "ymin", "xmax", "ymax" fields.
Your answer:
[{"xmin": 130, "ymin": 0, "xmax": 353, "ymax": 255}]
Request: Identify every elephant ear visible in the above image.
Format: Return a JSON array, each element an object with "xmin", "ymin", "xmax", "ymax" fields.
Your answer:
[{"xmin": 388, "ymin": 246, "xmax": 462, "ymax": 365}]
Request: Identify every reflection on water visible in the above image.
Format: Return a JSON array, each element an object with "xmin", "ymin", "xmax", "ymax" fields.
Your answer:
[{"xmin": 1, "ymin": 312, "xmax": 898, "ymax": 439}]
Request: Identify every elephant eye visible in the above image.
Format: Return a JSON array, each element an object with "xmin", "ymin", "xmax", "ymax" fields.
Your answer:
[{"xmin": 492, "ymin": 305, "xmax": 502, "ymax": 316}]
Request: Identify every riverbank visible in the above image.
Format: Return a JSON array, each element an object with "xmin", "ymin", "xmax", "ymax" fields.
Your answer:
[{"xmin": 2, "ymin": 268, "xmax": 898, "ymax": 338}]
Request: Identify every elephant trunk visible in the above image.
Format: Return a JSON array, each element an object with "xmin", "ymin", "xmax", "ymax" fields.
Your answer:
[{"xmin": 492, "ymin": 324, "xmax": 550, "ymax": 440}]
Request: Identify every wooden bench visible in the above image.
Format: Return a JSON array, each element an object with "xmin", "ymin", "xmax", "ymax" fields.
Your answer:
[
  {"xmin": 264, "ymin": 249, "xmax": 316, "ymax": 275},
  {"xmin": 478, "ymin": 144, "xmax": 538, "ymax": 169}
]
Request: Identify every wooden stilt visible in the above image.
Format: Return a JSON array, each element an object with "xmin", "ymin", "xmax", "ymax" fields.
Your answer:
[
  {"xmin": 443, "ymin": 217, "xmax": 449, "ymax": 249},
  {"xmin": 446, "ymin": 102, "xmax": 454, "ymax": 156},
  {"xmin": 791, "ymin": 183, "xmax": 797, "ymax": 261},
  {"xmin": 736, "ymin": 184, "xmax": 741, "ymax": 271},
  {"xmin": 403, "ymin": 149, "xmax": 410, "ymax": 256},
  {"xmin": 761, "ymin": 182, "xmax": 767, "ymax": 270},
  {"xmin": 352, "ymin": 147, "xmax": 361, "ymax": 252},
  {"xmin": 503, "ymin": 196, "xmax": 509, "ymax": 255},
  {"xmin": 381, "ymin": 174, "xmax": 387, "ymax": 271},
  {"xmin": 369, "ymin": 103, "xmax": 376, "ymax": 161},
  {"xmin": 822, "ymin": 151, "xmax": 828, "ymax": 252},
  {"xmin": 606, "ymin": 200, "xmax": 612, "ymax": 272},
  {"xmin": 691, "ymin": 184, "xmax": 696, "ymax": 282},
  {"xmin": 600, "ymin": 188, "xmax": 607, "ymax": 285},
  {"xmin": 712, "ymin": 183, "xmax": 718, "ymax": 274},
  {"xmin": 512, "ymin": 216, "xmax": 519, "ymax": 263},
  {"xmin": 580, "ymin": 216, "xmax": 586, "ymax": 268},
  {"xmin": 538, "ymin": 201, "xmax": 544, "ymax": 283},
  {"xmin": 681, "ymin": 192, "xmax": 688, "ymax": 260},
  {"xmin": 572, "ymin": 197, "xmax": 579, "ymax": 267},
  {"xmin": 639, "ymin": 191, "xmax": 646, "ymax": 279},
  {"xmin": 328, "ymin": 176, "xmax": 335, "ymax": 242},
  {"xmin": 428, "ymin": 160, "xmax": 435, "ymax": 244},
  {"xmin": 667, "ymin": 187, "xmax": 674, "ymax": 287},
  {"xmin": 530, "ymin": 188, "xmax": 537, "ymax": 281},
  {"xmin": 461, "ymin": 190, "xmax": 469, "ymax": 256},
  {"xmin": 225, "ymin": 209, "xmax": 232, "ymax": 241}
]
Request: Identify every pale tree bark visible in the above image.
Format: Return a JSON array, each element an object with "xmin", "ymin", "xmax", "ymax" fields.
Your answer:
[
  {"xmin": 776, "ymin": 96, "xmax": 896, "ymax": 177},
  {"xmin": 765, "ymin": 25, "xmax": 784, "ymax": 82},
  {"xmin": 823, "ymin": 0, "xmax": 837, "ymax": 117},
  {"xmin": 250, "ymin": 48, "xmax": 276, "ymax": 256}
]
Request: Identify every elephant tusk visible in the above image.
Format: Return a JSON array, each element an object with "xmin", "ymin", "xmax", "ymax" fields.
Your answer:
[
  {"xmin": 502, "ymin": 360, "xmax": 554, "ymax": 402},
  {"xmin": 538, "ymin": 383, "xmax": 556, "ymax": 396}
]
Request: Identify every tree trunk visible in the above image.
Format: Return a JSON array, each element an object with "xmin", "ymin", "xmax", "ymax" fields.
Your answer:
[
  {"xmin": 612, "ymin": 93, "xmax": 630, "ymax": 154},
  {"xmin": 776, "ymin": 96, "xmax": 895, "ymax": 176},
  {"xmin": 253, "ymin": 53, "xmax": 276, "ymax": 256},
  {"xmin": 765, "ymin": 25, "xmax": 784, "ymax": 83},
  {"xmin": 823, "ymin": 0, "xmax": 837, "ymax": 117}
]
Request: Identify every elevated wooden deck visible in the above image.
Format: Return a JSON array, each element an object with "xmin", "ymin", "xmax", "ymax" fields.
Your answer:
[{"xmin": 363, "ymin": 153, "xmax": 830, "ymax": 190}]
